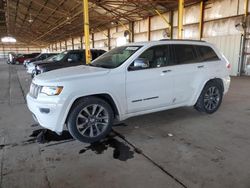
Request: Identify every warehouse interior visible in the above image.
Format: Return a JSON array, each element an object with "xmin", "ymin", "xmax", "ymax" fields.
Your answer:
[{"xmin": 0, "ymin": 0, "xmax": 250, "ymax": 188}]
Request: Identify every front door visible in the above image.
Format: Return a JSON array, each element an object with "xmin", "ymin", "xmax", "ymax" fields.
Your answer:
[{"xmin": 126, "ymin": 45, "xmax": 174, "ymax": 113}]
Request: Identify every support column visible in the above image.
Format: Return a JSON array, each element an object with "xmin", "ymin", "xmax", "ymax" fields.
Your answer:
[
  {"xmin": 92, "ymin": 33, "xmax": 95, "ymax": 48},
  {"xmin": 80, "ymin": 36, "xmax": 83, "ymax": 49},
  {"xmin": 107, "ymin": 29, "xmax": 111, "ymax": 50},
  {"xmin": 65, "ymin": 40, "xmax": 67, "ymax": 50},
  {"xmin": 240, "ymin": 0, "xmax": 249, "ymax": 75},
  {"xmin": 72, "ymin": 38, "xmax": 74, "ymax": 50},
  {"xmin": 178, "ymin": 0, "xmax": 184, "ymax": 39},
  {"xmin": 147, "ymin": 16, "xmax": 151, "ymax": 41},
  {"xmin": 199, "ymin": 0, "xmax": 204, "ymax": 40},
  {"xmin": 83, "ymin": 0, "xmax": 91, "ymax": 64},
  {"xmin": 170, "ymin": 10, "xmax": 174, "ymax": 39},
  {"xmin": 59, "ymin": 41, "xmax": 62, "ymax": 51},
  {"xmin": 129, "ymin": 21, "xmax": 134, "ymax": 42}
]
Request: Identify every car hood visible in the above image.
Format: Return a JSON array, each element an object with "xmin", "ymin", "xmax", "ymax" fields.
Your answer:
[{"xmin": 33, "ymin": 65, "xmax": 110, "ymax": 84}]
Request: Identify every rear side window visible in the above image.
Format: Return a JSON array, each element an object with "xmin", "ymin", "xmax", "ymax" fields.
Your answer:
[
  {"xmin": 172, "ymin": 45, "xmax": 200, "ymax": 65},
  {"xmin": 196, "ymin": 46, "xmax": 220, "ymax": 62}
]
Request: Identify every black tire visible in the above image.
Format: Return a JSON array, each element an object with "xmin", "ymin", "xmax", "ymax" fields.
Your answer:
[
  {"xmin": 31, "ymin": 73, "xmax": 35, "ymax": 78},
  {"xmin": 194, "ymin": 81, "xmax": 223, "ymax": 114},
  {"xmin": 67, "ymin": 97, "xmax": 114, "ymax": 143}
]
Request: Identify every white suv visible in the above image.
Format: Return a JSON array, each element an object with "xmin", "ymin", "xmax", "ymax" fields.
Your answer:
[{"xmin": 27, "ymin": 40, "xmax": 231, "ymax": 143}]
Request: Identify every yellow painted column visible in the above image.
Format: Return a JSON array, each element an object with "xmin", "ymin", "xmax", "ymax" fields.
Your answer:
[
  {"xmin": 83, "ymin": 0, "xmax": 91, "ymax": 64},
  {"xmin": 199, "ymin": 0, "xmax": 204, "ymax": 40},
  {"xmin": 178, "ymin": 0, "xmax": 184, "ymax": 39},
  {"xmin": 245, "ymin": 0, "xmax": 249, "ymax": 17}
]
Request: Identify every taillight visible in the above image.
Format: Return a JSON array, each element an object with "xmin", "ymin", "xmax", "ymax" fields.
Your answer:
[{"xmin": 227, "ymin": 63, "xmax": 231, "ymax": 69}]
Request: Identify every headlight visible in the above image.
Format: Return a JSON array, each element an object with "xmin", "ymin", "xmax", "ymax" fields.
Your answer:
[{"xmin": 40, "ymin": 86, "xmax": 63, "ymax": 96}]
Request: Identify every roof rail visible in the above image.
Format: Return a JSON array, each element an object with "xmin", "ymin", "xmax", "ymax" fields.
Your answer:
[{"xmin": 159, "ymin": 39, "xmax": 206, "ymax": 42}]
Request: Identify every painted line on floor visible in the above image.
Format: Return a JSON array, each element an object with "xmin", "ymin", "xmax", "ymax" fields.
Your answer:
[{"xmin": 112, "ymin": 130, "xmax": 188, "ymax": 188}]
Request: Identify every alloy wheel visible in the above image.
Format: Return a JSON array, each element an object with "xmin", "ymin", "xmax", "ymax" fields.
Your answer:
[
  {"xmin": 76, "ymin": 104, "xmax": 109, "ymax": 138},
  {"xmin": 203, "ymin": 86, "xmax": 220, "ymax": 111}
]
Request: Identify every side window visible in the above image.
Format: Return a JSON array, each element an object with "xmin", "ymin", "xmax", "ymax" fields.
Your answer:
[
  {"xmin": 129, "ymin": 45, "xmax": 171, "ymax": 70},
  {"xmin": 91, "ymin": 51, "xmax": 98, "ymax": 60},
  {"xmin": 68, "ymin": 53, "xmax": 83, "ymax": 62},
  {"xmin": 196, "ymin": 46, "xmax": 220, "ymax": 62},
  {"xmin": 173, "ymin": 44, "xmax": 200, "ymax": 64}
]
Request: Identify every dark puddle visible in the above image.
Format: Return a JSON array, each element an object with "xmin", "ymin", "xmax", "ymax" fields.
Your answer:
[
  {"xmin": 79, "ymin": 134, "xmax": 134, "ymax": 161},
  {"xmin": 29, "ymin": 129, "xmax": 73, "ymax": 144}
]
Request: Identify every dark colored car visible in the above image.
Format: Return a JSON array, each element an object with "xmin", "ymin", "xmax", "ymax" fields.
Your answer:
[
  {"xmin": 33, "ymin": 49, "xmax": 106, "ymax": 77},
  {"xmin": 24, "ymin": 53, "xmax": 58, "ymax": 67},
  {"xmin": 14, "ymin": 53, "xmax": 40, "ymax": 64}
]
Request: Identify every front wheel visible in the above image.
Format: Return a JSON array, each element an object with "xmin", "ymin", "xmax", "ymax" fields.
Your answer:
[
  {"xmin": 194, "ymin": 81, "xmax": 223, "ymax": 114},
  {"xmin": 67, "ymin": 97, "xmax": 114, "ymax": 143}
]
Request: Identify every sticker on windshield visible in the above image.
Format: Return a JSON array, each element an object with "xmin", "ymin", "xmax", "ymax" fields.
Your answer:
[{"xmin": 125, "ymin": 47, "xmax": 139, "ymax": 51}]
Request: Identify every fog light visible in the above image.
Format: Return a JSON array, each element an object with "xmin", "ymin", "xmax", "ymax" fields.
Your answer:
[{"xmin": 39, "ymin": 108, "xmax": 50, "ymax": 114}]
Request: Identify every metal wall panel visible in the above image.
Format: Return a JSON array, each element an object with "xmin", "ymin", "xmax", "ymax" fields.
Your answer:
[
  {"xmin": 150, "ymin": 13, "xmax": 170, "ymax": 31},
  {"xmin": 183, "ymin": 4, "xmax": 200, "ymax": 24},
  {"xmin": 134, "ymin": 33, "xmax": 147, "ymax": 42},
  {"xmin": 134, "ymin": 19, "xmax": 148, "ymax": 33},
  {"xmin": 203, "ymin": 17, "xmax": 242, "ymax": 37},
  {"xmin": 203, "ymin": 34, "xmax": 242, "ymax": 76},
  {"xmin": 204, "ymin": 0, "xmax": 238, "ymax": 21}
]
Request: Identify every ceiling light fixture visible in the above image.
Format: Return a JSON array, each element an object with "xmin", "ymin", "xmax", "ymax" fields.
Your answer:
[
  {"xmin": 1, "ymin": 36, "xmax": 17, "ymax": 43},
  {"xmin": 28, "ymin": 13, "xmax": 34, "ymax": 23}
]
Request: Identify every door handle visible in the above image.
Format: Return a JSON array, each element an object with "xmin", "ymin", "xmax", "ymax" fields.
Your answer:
[
  {"xmin": 162, "ymin": 70, "xmax": 172, "ymax": 73},
  {"xmin": 197, "ymin": 65, "xmax": 204, "ymax": 69}
]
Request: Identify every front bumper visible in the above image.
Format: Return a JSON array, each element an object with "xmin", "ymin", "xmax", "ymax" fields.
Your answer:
[{"xmin": 26, "ymin": 94, "xmax": 66, "ymax": 133}]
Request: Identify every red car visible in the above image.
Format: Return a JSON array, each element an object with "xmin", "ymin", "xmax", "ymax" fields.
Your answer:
[{"xmin": 14, "ymin": 53, "xmax": 40, "ymax": 64}]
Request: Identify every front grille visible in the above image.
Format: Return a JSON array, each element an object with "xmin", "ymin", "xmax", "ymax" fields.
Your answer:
[{"xmin": 29, "ymin": 83, "xmax": 41, "ymax": 98}]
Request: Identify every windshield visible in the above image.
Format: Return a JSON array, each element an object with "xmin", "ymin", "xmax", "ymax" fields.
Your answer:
[
  {"xmin": 53, "ymin": 51, "xmax": 68, "ymax": 61},
  {"xmin": 91, "ymin": 46, "xmax": 141, "ymax": 68}
]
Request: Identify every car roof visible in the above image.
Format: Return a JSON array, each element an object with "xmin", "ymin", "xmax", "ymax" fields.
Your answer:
[
  {"xmin": 67, "ymin": 49, "xmax": 105, "ymax": 53},
  {"xmin": 125, "ymin": 40, "xmax": 211, "ymax": 47}
]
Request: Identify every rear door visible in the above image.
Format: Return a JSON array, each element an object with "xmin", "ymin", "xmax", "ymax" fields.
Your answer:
[
  {"xmin": 170, "ymin": 44, "xmax": 206, "ymax": 105},
  {"xmin": 195, "ymin": 45, "xmax": 221, "ymax": 77}
]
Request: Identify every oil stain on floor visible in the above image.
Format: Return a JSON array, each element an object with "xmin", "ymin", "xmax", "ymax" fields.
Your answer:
[
  {"xmin": 79, "ymin": 135, "xmax": 134, "ymax": 161},
  {"xmin": 29, "ymin": 129, "xmax": 73, "ymax": 144}
]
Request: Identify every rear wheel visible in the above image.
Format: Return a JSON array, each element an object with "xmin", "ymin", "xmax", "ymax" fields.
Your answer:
[
  {"xmin": 195, "ymin": 81, "xmax": 223, "ymax": 114},
  {"xmin": 67, "ymin": 97, "xmax": 114, "ymax": 143}
]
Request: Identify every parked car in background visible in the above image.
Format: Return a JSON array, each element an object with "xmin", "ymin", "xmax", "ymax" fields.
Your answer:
[
  {"xmin": 27, "ymin": 40, "xmax": 231, "ymax": 143},
  {"xmin": 26, "ymin": 55, "xmax": 58, "ymax": 74},
  {"xmin": 6, "ymin": 52, "xmax": 17, "ymax": 64},
  {"xmin": 32, "ymin": 49, "xmax": 106, "ymax": 77},
  {"xmin": 24, "ymin": 53, "xmax": 58, "ymax": 68},
  {"xmin": 15, "ymin": 53, "xmax": 40, "ymax": 64}
]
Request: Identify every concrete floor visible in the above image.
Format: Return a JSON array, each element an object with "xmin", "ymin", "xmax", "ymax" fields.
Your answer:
[{"xmin": 0, "ymin": 61, "xmax": 250, "ymax": 188}]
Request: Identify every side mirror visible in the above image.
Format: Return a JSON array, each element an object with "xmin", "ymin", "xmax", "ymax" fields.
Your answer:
[
  {"xmin": 132, "ymin": 58, "xmax": 149, "ymax": 70},
  {"xmin": 67, "ymin": 58, "xmax": 73, "ymax": 62}
]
